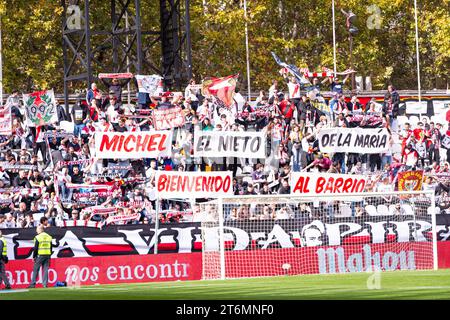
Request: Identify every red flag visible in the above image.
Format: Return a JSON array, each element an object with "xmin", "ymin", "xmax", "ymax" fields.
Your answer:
[
  {"xmin": 398, "ymin": 170, "xmax": 424, "ymax": 191},
  {"xmin": 201, "ymin": 74, "xmax": 238, "ymax": 108}
]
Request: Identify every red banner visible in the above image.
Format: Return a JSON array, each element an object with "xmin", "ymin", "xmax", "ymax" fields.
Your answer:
[
  {"xmin": 223, "ymin": 243, "xmax": 435, "ymax": 278},
  {"xmin": 4, "ymin": 253, "xmax": 202, "ymax": 288},
  {"xmin": 398, "ymin": 171, "xmax": 424, "ymax": 191},
  {"xmin": 5, "ymin": 244, "xmax": 450, "ymax": 288}
]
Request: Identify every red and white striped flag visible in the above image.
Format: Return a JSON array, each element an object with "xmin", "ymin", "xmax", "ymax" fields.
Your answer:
[{"xmin": 304, "ymin": 71, "xmax": 334, "ymax": 78}]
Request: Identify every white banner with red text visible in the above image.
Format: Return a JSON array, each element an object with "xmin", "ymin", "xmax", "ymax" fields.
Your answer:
[
  {"xmin": 155, "ymin": 171, "xmax": 233, "ymax": 199},
  {"xmin": 290, "ymin": 173, "xmax": 368, "ymax": 195},
  {"xmin": 94, "ymin": 131, "xmax": 172, "ymax": 159}
]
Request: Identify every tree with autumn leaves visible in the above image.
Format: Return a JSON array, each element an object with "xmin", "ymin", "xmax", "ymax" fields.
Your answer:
[{"xmin": 0, "ymin": 0, "xmax": 448, "ymax": 93}]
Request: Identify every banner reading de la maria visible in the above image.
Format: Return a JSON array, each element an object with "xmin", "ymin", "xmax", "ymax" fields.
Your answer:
[
  {"xmin": 291, "ymin": 172, "xmax": 368, "ymax": 195},
  {"xmin": 153, "ymin": 106, "xmax": 185, "ymax": 130},
  {"xmin": 155, "ymin": 171, "xmax": 233, "ymax": 199},
  {"xmin": 318, "ymin": 127, "xmax": 389, "ymax": 154},
  {"xmin": 194, "ymin": 130, "xmax": 266, "ymax": 158},
  {"xmin": 95, "ymin": 131, "xmax": 172, "ymax": 159}
]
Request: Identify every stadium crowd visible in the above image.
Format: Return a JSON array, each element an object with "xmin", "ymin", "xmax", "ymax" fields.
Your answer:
[{"xmin": 0, "ymin": 72, "xmax": 450, "ymax": 228}]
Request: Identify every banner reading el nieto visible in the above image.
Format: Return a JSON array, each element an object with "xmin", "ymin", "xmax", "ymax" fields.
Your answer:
[
  {"xmin": 194, "ymin": 130, "xmax": 266, "ymax": 159},
  {"xmin": 23, "ymin": 90, "xmax": 58, "ymax": 127}
]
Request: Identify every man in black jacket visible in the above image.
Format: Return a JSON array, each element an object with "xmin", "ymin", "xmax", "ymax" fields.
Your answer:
[
  {"xmin": 100, "ymin": 77, "xmax": 131, "ymax": 104},
  {"xmin": 71, "ymin": 100, "xmax": 89, "ymax": 138},
  {"xmin": 13, "ymin": 170, "xmax": 31, "ymax": 188},
  {"xmin": 70, "ymin": 166, "xmax": 84, "ymax": 184},
  {"xmin": 383, "ymin": 85, "xmax": 400, "ymax": 128}
]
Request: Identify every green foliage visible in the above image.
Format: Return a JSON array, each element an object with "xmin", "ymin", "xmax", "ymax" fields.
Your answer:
[
  {"xmin": 0, "ymin": 0, "xmax": 448, "ymax": 93},
  {"xmin": 1, "ymin": 0, "xmax": 63, "ymax": 92}
]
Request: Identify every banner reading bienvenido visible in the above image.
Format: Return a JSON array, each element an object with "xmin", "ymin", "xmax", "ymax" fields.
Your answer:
[
  {"xmin": 23, "ymin": 90, "xmax": 58, "ymax": 127},
  {"xmin": 194, "ymin": 130, "xmax": 266, "ymax": 158},
  {"xmin": 94, "ymin": 131, "xmax": 172, "ymax": 159},
  {"xmin": 291, "ymin": 173, "xmax": 368, "ymax": 195},
  {"xmin": 317, "ymin": 127, "xmax": 389, "ymax": 154},
  {"xmin": 155, "ymin": 171, "xmax": 233, "ymax": 199},
  {"xmin": 153, "ymin": 106, "xmax": 185, "ymax": 130}
]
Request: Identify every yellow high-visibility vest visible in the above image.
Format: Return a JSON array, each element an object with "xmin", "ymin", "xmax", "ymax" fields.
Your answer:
[
  {"xmin": 0, "ymin": 237, "xmax": 6, "ymax": 257},
  {"xmin": 34, "ymin": 232, "xmax": 52, "ymax": 256}
]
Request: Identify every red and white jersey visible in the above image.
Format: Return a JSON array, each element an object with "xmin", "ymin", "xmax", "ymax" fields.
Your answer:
[
  {"xmin": 413, "ymin": 128, "xmax": 425, "ymax": 142},
  {"xmin": 82, "ymin": 125, "xmax": 96, "ymax": 136},
  {"xmin": 287, "ymin": 82, "xmax": 301, "ymax": 99},
  {"xmin": 400, "ymin": 129, "xmax": 412, "ymax": 145}
]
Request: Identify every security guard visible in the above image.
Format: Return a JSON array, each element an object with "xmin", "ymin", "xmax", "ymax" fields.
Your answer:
[
  {"xmin": 0, "ymin": 230, "xmax": 11, "ymax": 290},
  {"xmin": 28, "ymin": 226, "xmax": 53, "ymax": 288}
]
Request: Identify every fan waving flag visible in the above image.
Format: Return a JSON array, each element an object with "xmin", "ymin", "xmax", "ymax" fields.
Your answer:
[
  {"xmin": 271, "ymin": 52, "xmax": 310, "ymax": 85},
  {"xmin": 23, "ymin": 90, "xmax": 58, "ymax": 127},
  {"xmin": 201, "ymin": 74, "xmax": 238, "ymax": 108},
  {"xmin": 136, "ymin": 74, "xmax": 163, "ymax": 95}
]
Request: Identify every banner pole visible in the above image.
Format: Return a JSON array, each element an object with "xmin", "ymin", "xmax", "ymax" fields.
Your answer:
[
  {"xmin": 431, "ymin": 190, "xmax": 438, "ymax": 270},
  {"xmin": 154, "ymin": 197, "xmax": 160, "ymax": 255},
  {"xmin": 414, "ymin": 0, "xmax": 421, "ymax": 104},
  {"xmin": 125, "ymin": 11, "xmax": 131, "ymax": 107},
  {"xmin": 244, "ymin": 0, "xmax": 251, "ymax": 100},
  {"xmin": 332, "ymin": 0, "xmax": 337, "ymax": 76},
  {"xmin": 218, "ymin": 197, "xmax": 225, "ymax": 280}
]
